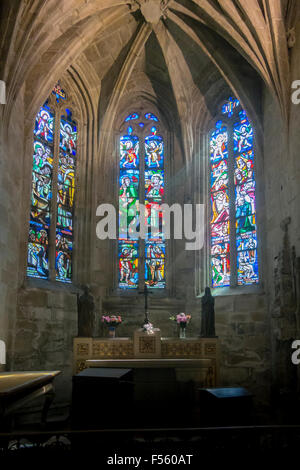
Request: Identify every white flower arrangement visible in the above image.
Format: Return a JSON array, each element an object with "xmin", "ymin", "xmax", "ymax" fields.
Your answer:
[{"xmin": 143, "ymin": 322, "xmax": 154, "ymax": 335}]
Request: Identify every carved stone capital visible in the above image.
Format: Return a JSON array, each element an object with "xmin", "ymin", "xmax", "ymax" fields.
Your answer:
[{"xmin": 287, "ymin": 27, "xmax": 296, "ymax": 49}]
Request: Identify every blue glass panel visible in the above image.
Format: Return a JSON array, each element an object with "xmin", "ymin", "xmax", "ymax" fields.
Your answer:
[
  {"xmin": 125, "ymin": 113, "xmax": 139, "ymax": 122},
  {"xmin": 60, "ymin": 118, "xmax": 77, "ymax": 156},
  {"xmin": 210, "ymin": 125, "xmax": 228, "ymax": 163},
  {"xmin": 145, "ymin": 134, "xmax": 164, "ymax": 169},
  {"xmin": 222, "ymin": 96, "xmax": 240, "ymax": 117},
  {"xmin": 34, "ymin": 104, "xmax": 55, "ymax": 145},
  {"xmin": 27, "ymin": 243, "xmax": 49, "ymax": 279},
  {"xmin": 234, "ymin": 111, "xmax": 253, "ymax": 154},
  {"xmin": 237, "ymin": 250, "xmax": 259, "ymax": 285},
  {"xmin": 55, "ymin": 249, "xmax": 72, "ymax": 283},
  {"xmin": 145, "ymin": 113, "xmax": 159, "ymax": 122},
  {"xmin": 120, "ymin": 134, "xmax": 139, "ymax": 168},
  {"xmin": 236, "ymin": 231, "xmax": 257, "ymax": 252}
]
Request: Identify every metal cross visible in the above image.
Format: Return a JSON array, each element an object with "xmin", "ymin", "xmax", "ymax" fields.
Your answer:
[{"xmin": 139, "ymin": 284, "xmax": 153, "ymax": 325}]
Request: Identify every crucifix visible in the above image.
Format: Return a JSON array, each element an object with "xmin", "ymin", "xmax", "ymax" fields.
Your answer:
[{"xmin": 139, "ymin": 284, "xmax": 153, "ymax": 325}]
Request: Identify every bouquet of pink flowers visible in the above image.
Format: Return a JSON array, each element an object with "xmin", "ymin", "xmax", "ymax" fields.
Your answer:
[
  {"xmin": 101, "ymin": 314, "xmax": 122, "ymax": 327},
  {"xmin": 169, "ymin": 313, "xmax": 191, "ymax": 328}
]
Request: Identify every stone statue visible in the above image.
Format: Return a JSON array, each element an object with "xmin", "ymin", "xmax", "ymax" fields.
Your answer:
[
  {"xmin": 77, "ymin": 286, "xmax": 95, "ymax": 337},
  {"xmin": 200, "ymin": 287, "xmax": 216, "ymax": 337}
]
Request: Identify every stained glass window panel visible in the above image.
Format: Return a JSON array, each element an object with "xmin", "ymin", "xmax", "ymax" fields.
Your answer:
[
  {"xmin": 145, "ymin": 201, "xmax": 164, "ymax": 240},
  {"xmin": 27, "ymin": 102, "xmax": 55, "ymax": 279},
  {"xmin": 211, "ymin": 159, "xmax": 228, "ymax": 191},
  {"xmin": 145, "ymin": 170, "xmax": 164, "ymax": 203},
  {"xmin": 125, "ymin": 113, "xmax": 139, "ymax": 122},
  {"xmin": 236, "ymin": 231, "xmax": 257, "ymax": 252},
  {"xmin": 119, "ymin": 241, "xmax": 139, "ymax": 288},
  {"xmin": 235, "ymin": 150, "xmax": 254, "ymax": 185},
  {"xmin": 56, "ymin": 110, "xmax": 77, "ymax": 283},
  {"xmin": 145, "ymin": 112, "xmax": 159, "ymax": 122},
  {"xmin": 211, "ymin": 221, "xmax": 230, "ymax": 245},
  {"xmin": 145, "ymin": 134, "xmax": 164, "ymax": 169},
  {"xmin": 237, "ymin": 250, "xmax": 259, "ymax": 285},
  {"xmin": 27, "ymin": 243, "xmax": 49, "ymax": 279},
  {"xmin": 52, "ymin": 83, "xmax": 66, "ymax": 103},
  {"xmin": 234, "ymin": 111, "xmax": 253, "ymax": 154},
  {"xmin": 211, "ymin": 190, "xmax": 230, "ymax": 225},
  {"xmin": 60, "ymin": 118, "xmax": 77, "ymax": 156},
  {"xmin": 222, "ymin": 97, "xmax": 240, "ymax": 117},
  {"xmin": 144, "ymin": 130, "xmax": 165, "ymax": 288},
  {"xmin": 233, "ymin": 110, "xmax": 258, "ymax": 285},
  {"xmin": 210, "ymin": 124, "xmax": 228, "ymax": 162},
  {"xmin": 211, "ymin": 241, "xmax": 230, "ymax": 287},
  {"xmin": 34, "ymin": 104, "xmax": 55, "ymax": 144},
  {"xmin": 145, "ymin": 242, "xmax": 165, "ymax": 288},
  {"xmin": 120, "ymin": 134, "xmax": 139, "ymax": 168},
  {"xmin": 211, "ymin": 255, "xmax": 230, "ymax": 288}
]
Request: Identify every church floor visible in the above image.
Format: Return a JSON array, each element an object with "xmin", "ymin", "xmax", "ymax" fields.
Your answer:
[{"xmin": 1, "ymin": 423, "xmax": 300, "ymax": 462}]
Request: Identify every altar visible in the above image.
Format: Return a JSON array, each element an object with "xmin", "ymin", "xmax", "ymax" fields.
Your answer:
[{"xmin": 73, "ymin": 336, "xmax": 219, "ymax": 388}]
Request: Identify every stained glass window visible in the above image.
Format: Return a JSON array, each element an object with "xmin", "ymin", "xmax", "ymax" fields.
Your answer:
[
  {"xmin": 27, "ymin": 87, "xmax": 78, "ymax": 283},
  {"xmin": 52, "ymin": 82, "xmax": 66, "ymax": 103},
  {"xmin": 210, "ymin": 99, "xmax": 259, "ymax": 287},
  {"xmin": 119, "ymin": 127, "xmax": 140, "ymax": 288},
  {"xmin": 118, "ymin": 113, "xmax": 166, "ymax": 289},
  {"xmin": 222, "ymin": 96, "xmax": 240, "ymax": 117},
  {"xmin": 27, "ymin": 101, "xmax": 54, "ymax": 279},
  {"xmin": 56, "ymin": 109, "xmax": 77, "ymax": 283}
]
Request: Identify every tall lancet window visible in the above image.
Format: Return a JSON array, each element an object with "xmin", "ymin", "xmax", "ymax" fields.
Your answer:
[
  {"xmin": 209, "ymin": 97, "xmax": 259, "ymax": 288},
  {"xmin": 119, "ymin": 112, "xmax": 166, "ymax": 289},
  {"xmin": 27, "ymin": 84, "xmax": 77, "ymax": 283}
]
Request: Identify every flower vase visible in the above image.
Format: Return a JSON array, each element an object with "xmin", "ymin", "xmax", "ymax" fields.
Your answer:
[
  {"xmin": 179, "ymin": 324, "xmax": 186, "ymax": 339},
  {"xmin": 108, "ymin": 326, "xmax": 116, "ymax": 338}
]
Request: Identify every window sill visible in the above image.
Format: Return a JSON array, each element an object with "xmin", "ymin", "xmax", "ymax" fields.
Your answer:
[
  {"xmin": 107, "ymin": 288, "xmax": 171, "ymax": 299},
  {"xmin": 22, "ymin": 277, "xmax": 81, "ymax": 294},
  {"xmin": 197, "ymin": 284, "xmax": 265, "ymax": 298}
]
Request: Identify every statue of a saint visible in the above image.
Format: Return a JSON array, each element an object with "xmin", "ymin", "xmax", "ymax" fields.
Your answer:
[
  {"xmin": 77, "ymin": 286, "xmax": 95, "ymax": 337},
  {"xmin": 200, "ymin": 287, "xmax": 216, "ymax": 337}
]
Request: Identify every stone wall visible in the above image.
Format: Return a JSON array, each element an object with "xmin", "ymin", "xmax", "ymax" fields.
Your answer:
[
  {"xmin": 260, "ymin": 19, "xmax": 300, "ymax": 403},
  {"xmin": 0, "ymin": 86, "xmax": 25, "ymax": 368},
  {"xmin": 14, "ymin": 287, "xmax": 77, "ymax": 414}
]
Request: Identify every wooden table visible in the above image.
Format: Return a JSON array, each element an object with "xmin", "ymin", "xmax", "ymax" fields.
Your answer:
[{"xmin": 0, "ymin": 371, "xmax": 61, "ymax": 429}]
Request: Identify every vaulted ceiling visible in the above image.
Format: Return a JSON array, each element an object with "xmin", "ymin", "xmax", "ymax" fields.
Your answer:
[{"xmin": 0, "ymin": 0, "xmax": 298, "ymax": 132}]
